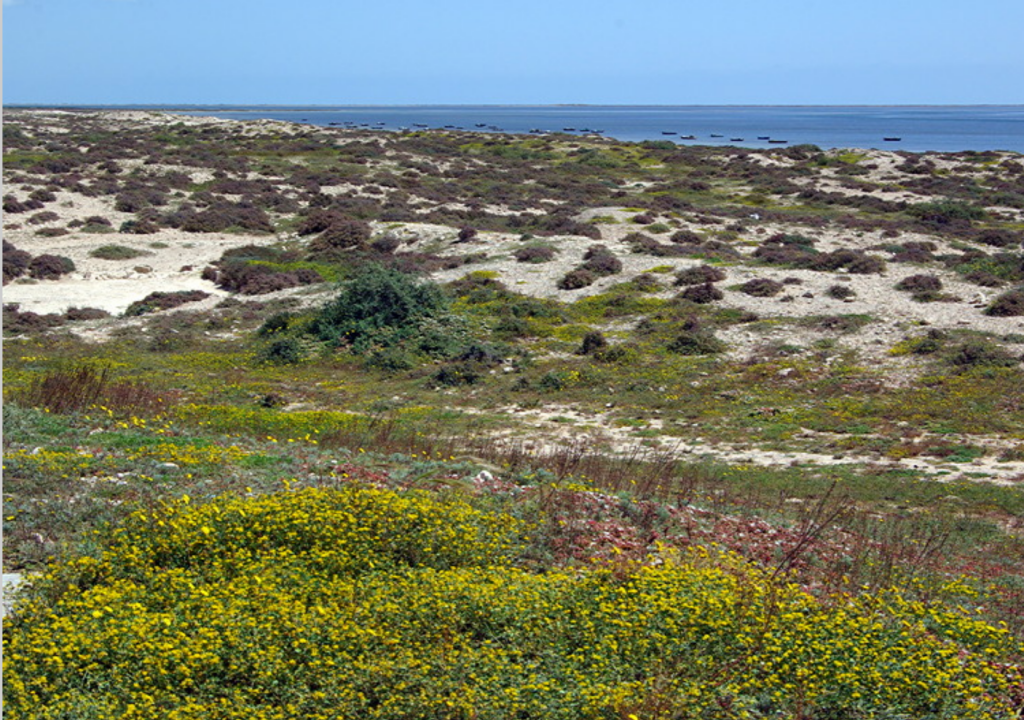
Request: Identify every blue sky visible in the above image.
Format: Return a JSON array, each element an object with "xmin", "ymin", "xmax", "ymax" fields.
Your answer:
[{"xmin": 4, "ymin": 0, "xmax": 1023, "ymax": 105}]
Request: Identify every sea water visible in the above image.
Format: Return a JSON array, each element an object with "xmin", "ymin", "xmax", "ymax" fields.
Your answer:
[{"xmin": 164, "ymin": 105, "xmax": 1024, "ymax": 153}]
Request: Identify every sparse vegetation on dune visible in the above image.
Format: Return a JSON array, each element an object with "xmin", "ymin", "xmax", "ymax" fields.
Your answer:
[{"xmin": 4, "ymin": 109, "xmax": 1024, "ymax": 718}]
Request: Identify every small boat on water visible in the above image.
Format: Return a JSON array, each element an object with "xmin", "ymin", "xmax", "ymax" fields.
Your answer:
[
  {"xmin": 563, "ymin": 127, "xmax": 576, "ymax": 131},
  {"xmin": 730, "ymin": 138, "xmax": 744, "ymax": 142},
  {"xmin": 768, "ymin": 139, "xmax": 788, "ymax": 144},
  {"xmin": 662, "ymin": 131, "xmax": 677, "ymax": 135},
  {"xmin": 680, "ymin": 134, "xmax": 696, "ymax": 140},
  {"xmin": 883, "ymin": 137, "xmax": 902, "ymax": 142},
  {"xmin": 710, "ymin": 134, "xmax": 723, "ymax": 138},
  {"xmin": 757, "ymin": 136, "xmax": 770, "ymax": 140}
]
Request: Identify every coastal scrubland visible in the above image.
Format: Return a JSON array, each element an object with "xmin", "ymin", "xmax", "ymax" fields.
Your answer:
[{"xmin": 4, "ymin": 110, "xmax": 1024, "ymax": 718}]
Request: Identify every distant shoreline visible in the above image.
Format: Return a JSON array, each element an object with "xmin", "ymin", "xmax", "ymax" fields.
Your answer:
[
  {"xmin": 6, "ymin": 105, "xmax": 1023, "ymax": 153},
  {"xmin": 7, "ymin": 103, "xmax": 1024, "ymax": 110}
]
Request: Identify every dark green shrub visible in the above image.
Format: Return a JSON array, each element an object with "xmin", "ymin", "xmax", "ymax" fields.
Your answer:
[
  {"xmin": 257, "ymin": 312, "xmax": 292, "ymax": 336},
  {"xmin": 667, "ymin": 330, "xmax": 726, "ymax": 355},
  {"xmin": 431, "ymin": 361, "xmax": 483, "ymax": 387},
  {"xmin": 34, "ymin": 228, "xmax": 70, "ymax": 238},
  {"xmin": 365, "ymin": 346, "xmax": 417, "ymax": 372},
  {"xmin": 578, "ymin": 331, "xmax": 608, "ymax": 355},
  {"xmin": 909, "ymin": 200, "xmax": 986, "ymax": 232},
  {"xmin": 493, "ymin": 315, "xmax": 533, "ymax": 339},
  {"xmin": 261, "ymin": 338, "xmax": 304, "ymax": 365},
  {"xmin": 947, "ymin": 340, "xmax": 1017, "ymax": 368},
  {"xmin": 312, "ymin": 265, "xmax": 449, "ymax": 352},
  {"xmin": 89, "ymin": 244, "xmax": 151, "ymax": 260}
]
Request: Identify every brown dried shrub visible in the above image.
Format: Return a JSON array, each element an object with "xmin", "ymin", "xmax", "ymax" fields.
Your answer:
[
  {"xmin": 675, "ymin": 265, "xmax": 727, "ymax": 286},
  {"xmin": 679, "ymin": 282, "xmax": 723, "ymax": 304}
]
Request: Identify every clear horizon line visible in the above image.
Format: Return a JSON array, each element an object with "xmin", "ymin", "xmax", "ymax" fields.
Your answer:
[{"xmin": 6, "ymin": 102, "xmax": 1024, "ymax": 109}]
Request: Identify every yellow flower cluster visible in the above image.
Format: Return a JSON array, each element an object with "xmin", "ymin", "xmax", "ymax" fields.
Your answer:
[
  {"xmin": 173, "ymin": 404, "xmax": 359, "ymax": 441},
  {"xmin": 3, "ymin": 442, "xmax": 248, "ymax": 478},
  {"xmin": 3, "ymin": 488, "xmax": 1020, "ymax": 719}
]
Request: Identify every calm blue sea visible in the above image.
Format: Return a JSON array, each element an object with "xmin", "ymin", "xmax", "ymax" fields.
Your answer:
[{"xmin": 165, "ymin": 105, "xmax": 1024, "ymax": 154}]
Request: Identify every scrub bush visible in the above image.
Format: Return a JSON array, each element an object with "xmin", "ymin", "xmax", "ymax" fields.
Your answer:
[
  {"xmin": 28, "ymin": 254, "xmax": 75, "ymax": 280},
  {"xmin": 679, "ymin": 282, "xmax": 723, "ymax": 304},
  {"xmin": 740, "ymin": 277, "xmax": 784, "ymax": 297},
  {"xmin": 311, "ymin": 265, "xmax": 450, "ymax": 353},
  {"xmin": 675, "ymin": 265, "xmax": 727, "ymax": 286}
]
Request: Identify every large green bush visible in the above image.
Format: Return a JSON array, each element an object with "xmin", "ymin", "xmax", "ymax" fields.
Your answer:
[{"xmin": 311, "ymin": 265, "xmax": 452, "ymax": 353}]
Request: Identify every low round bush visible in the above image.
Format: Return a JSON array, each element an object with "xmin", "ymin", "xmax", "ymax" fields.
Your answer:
[
  {"xmin": 89, "ymin": 244, "xmax": 152, "ymax": 261},
  {"xmin": 675, "ymin": 265, "xmax": 727, "ymax": 286},
  {"xmin": 896, "ymin": 274, "xmax": 943, "ymax": 293},
  {"xmin": 513, "ymin": 246, "xmax": 555, "ymax": 263},
  {"xmin": 123, "ymin": 290, "xmax": 211, "ymax": 316},
  {"xmin": 28, "ymin": 254, "xmax": 75, "ymax": 280},
  {"xmin": 667, "ymin": 330, "xmax": 726, "ymax": 355},
  {"xmin": 312, "ymin": 265, "xmax": 450, "ymax": 352},
  {"xmin": 64, "ymin": 307, "xmax": 111, "ymax": 322},
  {"xmin": 34, "ymin": 227, "xmax": 70, "ymax": 238},
  {"xmin": 670, "ymin": 229, "xmax": 703, "ymax": 244},
  {"xmin": 826, "ymin": 284, "xmax": 856, "ymax": 300},
  {"xmin": 679, "ymin": 282, "xmax": 723, "ymax": 304},
  {"xmin": 581, "ymin": 245, "xmax": 622, "ymax": 276},
  {"xmin": 578, "ymin": 330, "xmax": 608, "ymax": 355},
  {"xmin": 740, "ymin": 277, "xmax": 784, "ymax": 297},
  {"xmin": 119, "ymin": 218, "xmax": 160, "ymax": 235},
  {"xmin": 260, "ymin": 337, "xmax": 304, "ymax": 365},
  {"xmin": 947, "ymin": 340, "xmax": 1018, "ymax": 368},
  {"xmin": 3, "ymin": 241, "xmax": 32, "ymax": 284},
  {"xmin": 558, "ymin": 268, "xmax": 597, "ymax": 290},
  {"xmin": 27, "ymin": 211, "xmax": 60, "ymax": 226},
  {"xmin": 985, "ymin": 289, "xmax": 1024, "ymax": 317},
  {"xmin": 975, "ymin": 229, "xmax": 1021, "ymax": 248}
]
